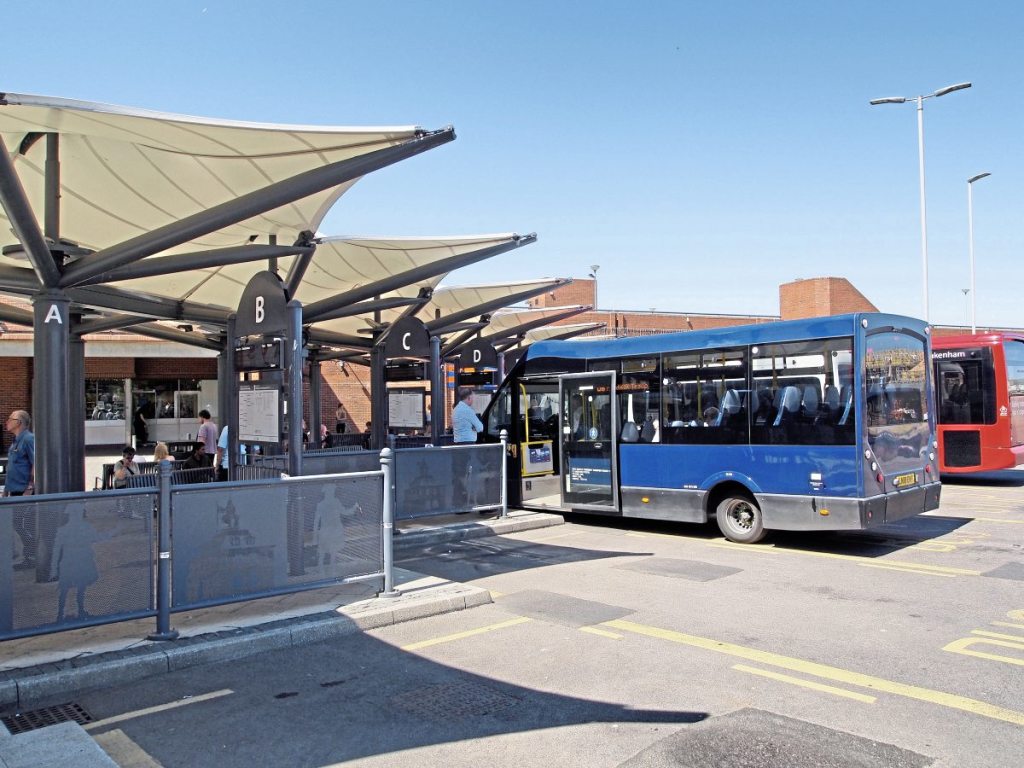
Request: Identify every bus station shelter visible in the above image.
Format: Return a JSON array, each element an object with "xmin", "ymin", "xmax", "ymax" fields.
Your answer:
[{"xmin": 0, "ymin": 92, "xmax": 585, "ymax": 493}]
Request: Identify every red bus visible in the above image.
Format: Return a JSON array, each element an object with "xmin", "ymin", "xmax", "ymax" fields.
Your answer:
[{"xmin": 932, "ymin": 332, "xmax": 1024, "ymax": 473}]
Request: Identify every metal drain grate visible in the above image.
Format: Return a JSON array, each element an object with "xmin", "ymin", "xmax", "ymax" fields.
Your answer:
[
  {"xmin": 391, "ymin": 680, "xmax": 520, "ymax": 719},
  {"xmin": 2, "ymin": 702, "xmax": 93, "ymax": 734}
]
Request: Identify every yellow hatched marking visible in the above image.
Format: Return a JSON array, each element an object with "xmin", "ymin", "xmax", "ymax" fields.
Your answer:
[
  {"xmin": 401, "ymin": 616, "xmax": 531, "ymax": 651},
  {"xmin": 858, "ymin": 563, "xmax": 956, "ymax": 578},
  {"xmin": 943, "ymin": 637, "xmax": 1024, "ymax": 667},
  {"xmin": 580, "ymin": 626, "xmax": 623, "ymax": 640},
  {"xmin": 603, "ymin": 618, "xmax": 1024, "ymax": 726},
  {"xmin": 991, "ymin": 622, "xmax": 1024, "ymax": 632},
  {"xmin": 733, "ymin": 664, "xmax": 876, "ymax": 703},
  {"xmin": 971, "ymin": 629, "xmax": 1024, "ymax": 642},
  {"xmin": 85, "ymin": 689, "xmax": 234, "ymax": 730}
]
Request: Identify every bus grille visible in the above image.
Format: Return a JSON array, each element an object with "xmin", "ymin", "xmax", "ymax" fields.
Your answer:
[{"xmin": 944, "ymin": 431, "xmax": 981, "ymax": 468}]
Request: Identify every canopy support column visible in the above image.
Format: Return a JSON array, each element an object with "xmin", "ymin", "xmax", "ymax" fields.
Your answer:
[
  {"xmin": 370, "ymin": 344, "xmax": 387, "ymax": 451},
  {"xmin": 286, "ymin": 301, "xmax": 304, "ymax": 476},
  {"xmin": 309, "ymin": 351, "xmax": 322, "ymax": 449},
  {"xmin": 69, "ymin": 324, "xmax": 85, "ymax": 491},
  {"xmin": 225, "ymin": 315, "xmax": 239, "ymax": 481},
  {"xmin": 430, "ymin": 336, "xmax": 444, "ymax": 443},
  {"xmin": 32, "ymin": 290, "xmax": 71, "ymax": 494}
]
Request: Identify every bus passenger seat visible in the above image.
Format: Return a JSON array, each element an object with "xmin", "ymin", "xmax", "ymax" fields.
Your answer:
[
  {"xmin": 838, "ymin": 386, "xmax": 853, "ymax": 425},
  {"xmin": 773, "ymin": 386, "xmax": 801, "ymax": 426},
  {"xmin": 719, "ymin": 389, "xmax": 742, "ymax": 426},
  {"xmin": 620, "ymin": 421, "xmax": 640, "ymax": 443},
  {"xmin": 801, "ymin": 385, "xmax": 820, "ymax": 420},
  {"xmin": 823, "ymin": 385, "xmax": 839, "ymax": 415}
]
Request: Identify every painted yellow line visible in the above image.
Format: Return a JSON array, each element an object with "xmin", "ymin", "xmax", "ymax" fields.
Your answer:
[
  {"xmin": 991, "ymin": 622, "xmax": 1024, "ymax": 632},
  {"xmin": 974, "ymin": 517, "xmax": 1024, "ymax": 524},
  {"xmin": 85, "ymin": 689, "xmax": 234, "ymax": 731},
  {"xmin": 580, "ymin": 626, "xmax": 623, "ymax": 640},
  {"xmin": 401, "ymin": 616, "xmax": 531, "ymax": 651},
  {"xmin": 603, "ymin": 618, "xmax": 1024, "ymax": 726},
  {"xmin": 489, "ymin": 590, "xmax": 505, "ymax": 598},
  {"xmin": 944, "ymin": 637, "xmax": 1024, "ymax": 666},
  {"xmin": 858, "ymin": 563, "xmax": 956, "ymax": 578},
  {"xmin": 971, "ymin": 629, "xmax": 1024, "ymax": 643},
  {"xmin": 528, "ymin": 532, "xmax": 580, "ymax": 542},
  {"xmin": 709, "ymin": 540, "xmax": 980, "ymax": 576},
  {"xmin": 733, "ymin": 664, "xmax": 876, "ymax": 704},
  {"xmin": 92, "ymin": 729, "xmax": 163, "ymax": 767}
]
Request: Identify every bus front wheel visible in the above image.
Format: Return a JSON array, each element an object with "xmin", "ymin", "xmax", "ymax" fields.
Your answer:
[{"xmin": 715, "ymin": 494, "xmax": 765, "ymax": 544}]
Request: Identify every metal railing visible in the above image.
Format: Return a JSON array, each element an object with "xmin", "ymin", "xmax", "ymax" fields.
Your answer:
[{"xmin": 0, "ymin": 455, "xmax": 396, "ymax": 642}]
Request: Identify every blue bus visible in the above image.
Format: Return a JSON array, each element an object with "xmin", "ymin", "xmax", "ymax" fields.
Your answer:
[{"xmin": 482, "ymin": 313, "xmax": 941, "ymax": 542}]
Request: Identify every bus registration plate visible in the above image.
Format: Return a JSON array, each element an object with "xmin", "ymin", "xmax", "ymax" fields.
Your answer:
[{"xmin": 892, "ymin": 472, "xmax": 918, "ymax": 488}]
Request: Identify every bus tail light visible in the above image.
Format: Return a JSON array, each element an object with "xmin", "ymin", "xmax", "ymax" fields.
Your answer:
[
  {"xmin": 876, "ymin": 472, "xmax": 884, "ymax": 484},
  {"xmin": 925, "ymin": 464, "xmax": 932, "ymax": 475}
]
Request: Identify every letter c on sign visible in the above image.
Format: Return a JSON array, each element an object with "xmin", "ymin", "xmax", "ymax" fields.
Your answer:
[
  {"xmin": 255, "ymin": 296, "xmax": 265, "ymax": 324},
  {"xmin": 402, "ymin": 332, "xmax": 411, "ymax": 351}
]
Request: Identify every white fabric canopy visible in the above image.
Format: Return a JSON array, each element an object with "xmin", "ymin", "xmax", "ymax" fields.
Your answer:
[{"xmin": 0, "ymin": 92, "xmax": 425, "ymax": 263}]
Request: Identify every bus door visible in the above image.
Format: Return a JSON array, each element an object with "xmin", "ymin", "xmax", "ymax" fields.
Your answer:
[{"xmin": 560, "ymin": 372, "xmax": 619, "ymax": 511}]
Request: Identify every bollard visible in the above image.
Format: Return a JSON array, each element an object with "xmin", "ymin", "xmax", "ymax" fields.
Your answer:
[
  {"xmin": 500, "ymin": 429, "xmax": 509, "ymax": 519},
  {"xmin": 379, "ymin": 447, "xmax": 400, "ymax": 598},
  {"xmin": 148, "ymin": 459, "xmax": 179, "ymax": 640}
]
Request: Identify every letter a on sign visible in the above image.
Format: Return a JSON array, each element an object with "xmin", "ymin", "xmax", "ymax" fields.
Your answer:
[
  {"xmin": 44, "ymin": 304, "xmax": 63, "ymax": 324},
  {"xmin": 255, "ymin": 296, "xmax": 265, "ymax": 324}
]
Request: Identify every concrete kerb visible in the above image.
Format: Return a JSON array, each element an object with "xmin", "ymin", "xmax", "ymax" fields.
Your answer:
[{"xmin": 0, "ymin": 511, "xmax": 564, "ymax": 710}]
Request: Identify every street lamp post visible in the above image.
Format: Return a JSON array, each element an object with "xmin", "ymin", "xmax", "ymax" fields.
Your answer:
[
  {"xmin": 588, "ymin": 264, "xmax": 600, "ymax": 308},
  {"xmin": 967, "ymin": 172, "xmax": 991, "ymax": 334},
  {"xmin": 870, "ymin": 81, "xmax": 972, "ymax": 322},
  {"xmin": 961, "ymin": 288, "xmax": 970, "ymax": 328}
]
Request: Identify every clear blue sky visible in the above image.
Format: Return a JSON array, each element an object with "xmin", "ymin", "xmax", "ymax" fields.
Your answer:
[{"xmin": 7, "ymin": 1, "xmax": 1022, "ymax": 327}]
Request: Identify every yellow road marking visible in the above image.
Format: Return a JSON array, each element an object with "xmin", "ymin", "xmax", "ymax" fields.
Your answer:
[
  {"xmin": 733, "ymin": 664, "xmax": 876, "ymax": 704},
  {"xmin": 528, "ymin": 532, "xmax": 580, "ymax": 542},
  {"xmin": 858, "ymin": 563, "xmax": 956, "ymax": 578},
  {"xmin": 974, "ymin": 517, "xmax": 1024, "ymax": 524},
  {"xmin": 944, "ymin": 637, "xmax": 1024, "ymax": 666},
  {"xmin": 971, "ymin": 629, "xmax": 1024, "ymax": 643},
  {"xmin": 580, "ymin": 626, "xmax": 623, "ymax": 640},
  {"xmin": 489, "ymin": 590, "xmax": 505, "ymax": 598},
  {"xmin": 401, "ymin": 616, "xmax": 531, "ymax": 651},
  {"xmin": 709, "ymin": 540, "xmax": 980, "ymax": 576},
  {"xmin": 603, "ymin": 619, "xmax": 1024, "ymax": 726},
  {"xmin": 85, "ymin": 689, "xmax": 234, "ymax": 731},
  {"xmin": 909, "ymin": 541, "xmax": 957, "ymax": 552},
  {"xmin": 992, "ymin": 622, "xmax": 1024, "ymax": 632},
  {"xmin": 92, "ymin": 729, "xmax": 163, "ymax": 767}
]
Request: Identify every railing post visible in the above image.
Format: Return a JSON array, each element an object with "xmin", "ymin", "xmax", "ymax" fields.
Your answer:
[
  {"xmin": 500, "ymin": 429, "xmax": 509, "ymax": 519},
  {"xmin": 148, "ymin": 459, "xmax": 179, "ymax": 641},
  {"xmin": 379, "ymin": 447, "xmax": 400, "ymax": 598}
]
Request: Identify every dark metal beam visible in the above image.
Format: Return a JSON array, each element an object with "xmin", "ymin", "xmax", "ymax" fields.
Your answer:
[
  {"xmin": 0, "ymin": 264, "xmax": 42, "ymax": 294},
  {"xmin": 306, "ymin": 328, "xmax": 374, "ymax": 350},
  {"xmin": 302, "ymin": 234, "xmax": 536, "ymax": 323},
  {"xmin": 0, "ymin": 302, "xmax": 34, "ymax": 326},
  {"xmin": 313, "ymin": 295, "xmax": 423, "ymax": 323},
  {"xmin": 70, "ymin": 244, "xmax": 314, "ymax": 287},
  {"xmin": 426, "ymin": 279, "xmax": 569, "ymax": 335},
  {"xmin": 68, "ymin": 285, "xmax": 229, "ymax": 324},
  {"xmin": 374, "ymin": 288, "xmax": 433, "ymax": 345},
  {"xmin": 284, "ymin": 234, "xmax": 316, "ymax": 298},
  {"xmin": 73, "ymin": 313, "xmax": 150, "ymax": 336},
  {"xmin": 441, "ymin": 325, "xmax": 484, "ymax": 357},
  {"xmin": 480, "ymin": 306, "xmax": 591, "ymax": 348},
  {"xmin": 0, "ymin": 135, "xmax": 62, "ymax": 287},
  {"xmin": 59, "ymin": 128, "xmax": 456, "ymax": 288},
  {"xmin": 131, "ymin": 322, "xmax": 222, "ymax": 351}
]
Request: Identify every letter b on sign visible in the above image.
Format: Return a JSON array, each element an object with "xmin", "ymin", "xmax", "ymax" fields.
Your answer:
[{"xmin": 255, "ymin": 296, "xmax": 265, "ymax": 324}]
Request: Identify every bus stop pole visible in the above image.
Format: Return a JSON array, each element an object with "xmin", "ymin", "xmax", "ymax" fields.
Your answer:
[
  {"xmin": 500, "ymin": 429, "xmax": 509, "ymax": 519},
  {"xmin": 148, "ymin": 459, "xmax": 179, "ymax": 641},
  {"xmin": 379, "ymin": 447, "xmax": 400, "ymax": 597}
]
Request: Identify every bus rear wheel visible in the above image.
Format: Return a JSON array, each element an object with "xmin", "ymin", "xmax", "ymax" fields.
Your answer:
[{"xmin": 715, "ymin": 494, "xmax": 765, "ymax": 544}]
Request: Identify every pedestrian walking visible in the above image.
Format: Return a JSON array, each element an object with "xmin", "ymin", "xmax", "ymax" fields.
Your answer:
[{"xmin": 5, "ymin": 409, "xmax": 36, "ymax": 569}]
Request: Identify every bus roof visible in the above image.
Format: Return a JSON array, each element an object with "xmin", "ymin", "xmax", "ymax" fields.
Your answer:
[
  {"xmin": 524, "ymin": 312, "xmax": 928, "ymax": 362},
  {"xmin": 933, "ymin": 331, "xmax": 1024, "ymax": 349}
]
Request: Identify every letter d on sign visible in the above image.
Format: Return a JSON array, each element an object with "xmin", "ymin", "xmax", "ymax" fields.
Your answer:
[{"xmin": 255, "ymin": 296, "xmax": 265, "ymax": 324}]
